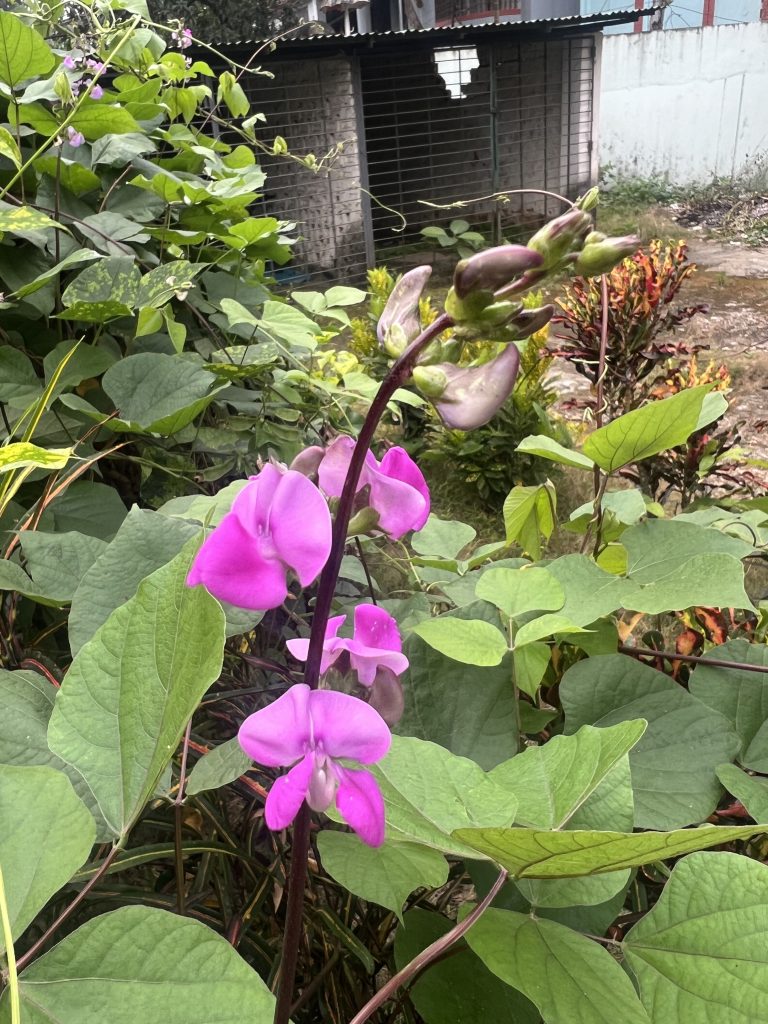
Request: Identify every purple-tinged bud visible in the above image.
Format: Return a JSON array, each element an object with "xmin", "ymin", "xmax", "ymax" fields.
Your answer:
[
  {"xmin": 577, "ymin": 187, "xmax": 600, "ymax": 212},
  {"xmin": 368, "ymin": 667, "xmax": 404, "ymax": 726},
  {"xmin": 453, "ymin": 245, "xmax": 544, "ymax": 299},
  {"xmin": 526, "ymin": 209, "xmax": 592, "ymax": 270},
  {"xmin": 494, "ymin": 267, "xmax": 548, "ymax": 301},
  {"xmin": 506, "ymin": 304, "xmax": 555, "ymax": 338},
  {"xmin": 289, "ymin": 445, "xmax": 325, "ymax": 479},
  {"xmin": 427, "ymin": 343, "xmax": 521, "ymax": 431},
  {"xmin": 583, "ymin": 230, "xmax": 606, "ymax": 246},
  {"xmin": 412, "ymin": 365, "xmax": 449, "ymax": 399},
  {"xmin": 476, "ymin": 300, "xmax": 523, "ymax": 329},
  {"xmin": 377, "ymin": 266, "xmax": 432, "ymax": 354},
  {"xmin": 573, "ymin": 235, "xmax": 640, "ymax": 277}
]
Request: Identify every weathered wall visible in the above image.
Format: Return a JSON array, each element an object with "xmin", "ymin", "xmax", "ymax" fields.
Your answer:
[{"xmin": 599, "ymin": 23, "xmax": 768, "ymax": 184}]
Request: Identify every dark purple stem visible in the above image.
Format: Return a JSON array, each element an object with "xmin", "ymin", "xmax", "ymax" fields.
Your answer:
[{"xmin": 271, "ymin": 310, "xmax": 453, "ymax": 1024}]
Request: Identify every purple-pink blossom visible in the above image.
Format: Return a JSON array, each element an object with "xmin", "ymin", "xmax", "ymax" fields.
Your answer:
[
  {"xmin": 318, "ymin": 436, "xmax": 430, "ymax": 540},
  {"xmin": 90, "ymin": 83, "xmax": 103, "ymax": 100},
  {"xmin": 238, "ymin": 684, "xmax": 391, "ymax": 846},
  {"xmin": 65, "ymin": 126, "xmax": 85, "ymax": 148},
  {"xmin": 287, "ymin": 604, "xmax": 408, "ymax": 685},
  {"xmin": 186, "ymin": 465, "xmax": 332, "ymax": 611},
  {"xmin": 62, "ymin": 55, "xmax": 76, "ymax": 69}
]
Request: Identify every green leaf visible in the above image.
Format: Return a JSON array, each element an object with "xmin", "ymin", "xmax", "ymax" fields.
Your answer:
[
  {"xmin": 399, "ymin": 601, "xmax": 518, "ymax": 769},
  {"xmin": 79, "ymin": 211, "xmax": 150, "ymax": 256},
  {"xmin": 18, "ymin": 531, "xmax": 107, "ymax": 604},
  {"xmin": 394, "ymin": 909, "xmax": 539, "ymax": 1024},
  {"xmin": 0, "ymin": 347, "xmax": 40, "ymax": 406},
  {"xmin": 136, "ymin": 260, "xmax": 202, "ymax": 309},
  {"xmin": 48, "ymin": 541, "xmax": 225, "ymax": 836},
  {"xmin": 0, "ymin": 11, "xmax": 55, "ymax": 88},
  {"xmin": 516, "ymin": 434, "xmax": 595, "ymax": 470},
  {"xmin": 561, "ymin": 654, "xmax": 740, "ymax": 829},
  {"xmin": 0, "ymin": 905, "xmax": 277, "ymax": 1023},
  {"xmin": 716, "ymin": 763, "xmax": 768, "ymax": 822},
  {"xmin": 186, "ymin": 736, "xmax": 250, "ymax": 796},
  {"xmin": 35, "ymin": 155, "xmax": 100, "ymax": 196},
  {"xmin": 258, "ymin": 299, "xmax": 321, "ymax": 348},
  {"xmin": 0, "ymin": 199, "xmax": 62, "ymax": 234},
  {"xmin": 101, "ymin": 353, "xmax": 225, "ymax": 435},
  {"xmin": 71, "ymin": 99, "xmax": 140, "ymax": 140},
  {"xmin": 514, "ymin": 613, "xmax": 589, "ymax": 648},
  {"xmin": 503, "ymin": 482, "xmax": 556, "ymax": 559},
  {"xmin": 0, "ymin": 764, "xmax": 94, "ymax": 954},
  {"xmin": 464, "ymin": 908, "xmax": 651, "ymax": 1024},
  {"xmin": 452, "ymin": 823, "xmax": 767, "ymax": 878},
  {"xmin": 583, "ymin": 385, "xmax": 713, "ymax": 472},
  {"xmin": 689, "ymin": 639, "xmax": 768, "ymax": 771},
  {"xmin": 13, "ymin": 249, "xmax": 103, "ymax": 299},
  {"xmin": 475, "ymin": 566, "xmax": 564, "ymax": 619},
  {"xmin": 91, "ymin": 132, "xmax": 156, "ymax": 166},
  {"xmin": 411, "ymin": 616, "xmax": 507, "ymax": 666},
  {"xmin": 317, "ymin": 832, "xmax": 448, "ymax": 917},
  {"xmin": 372, "ymin": 736, "xmax": 516, "ymax": 857},
  {"xmin": 513, "ymin": 642, "xmax": 551, "ymax": 698},
  {"xmin": 543, "ymin": 554, "xmax": 626, "ymax": 626},
  {"xmin": 623, "ymin": 852, "xmax": 768, "ymax": 1024},
  {"xmin": 0, "ymin": 560, "xmax": 33, "ymax": 592},
  {"xmin": 411, "ymin": 515, "xmax": 476, "ymax": 559},
  {"xmin": 0, "ymin": 442, "xmax": 71, "ymax": 474},
  {"xmin": 37, "ymin": 480, "xmax": 126, "ymax": 541},
  {"xmin": 0, "ymin": 126, "xmax": 21, "ymax": 168},
  {"xmin": 0, "ymin": 670, "xmax": 111, "ymax": 839},
  {"xmin": 60, "ymin": 255, "xmax": 140, "ymax": 322}
]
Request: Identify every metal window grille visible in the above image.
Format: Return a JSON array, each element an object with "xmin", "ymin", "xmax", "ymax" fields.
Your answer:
[{"xmin": 241, "ymin": 32, "xmax": 595, "ymax": 284}]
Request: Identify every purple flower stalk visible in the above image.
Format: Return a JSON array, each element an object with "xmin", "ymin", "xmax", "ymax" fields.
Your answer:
[
  {"xmin": 238, "ymin": 684, "xmax": 391, "ymax": 846},
  {"xmin": 318, "ymin": 436, "xmax": 430, "ymax": 540},
  {"xmin": 187, "ymin": 464, "xmax": 332, "ymax": 611}
]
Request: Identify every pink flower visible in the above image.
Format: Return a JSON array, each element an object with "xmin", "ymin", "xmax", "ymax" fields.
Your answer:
[
  {"xmin": 239, "ymin": 684, "xmax": 391, "ymax": 846},
  {"xmin": 318, "ymin": 436, "xmax": 430, "ymax": 540},
  {"xmin": 181, "ymin": 27, "xmax": 193, "ymax": 47},
  {"xmin": 287, "ymin": 604, "xmax": 408, "ymax": 685},
  {"xmin": 86, "ymin": 59, "xmax": 105, "ymax": 73},
  {"xmin": 66, "ymin": 126, "xmax": 85, "ymax": 148},
  {"xmin": 187, "ymin": 465, "xmax": 332, "ymax": 611},
  {"xmin": 62, "ymin": 55, "xmax": 76, "ymax": 69},
  {"xmin": 90, "ymin": 83, "xmax": 103, "ymax": 99}
]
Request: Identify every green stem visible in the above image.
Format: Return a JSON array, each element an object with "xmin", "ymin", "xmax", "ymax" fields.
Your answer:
[{"xmin": 0, "ymin": 864, "xmax": 21, "ymax": 1024}]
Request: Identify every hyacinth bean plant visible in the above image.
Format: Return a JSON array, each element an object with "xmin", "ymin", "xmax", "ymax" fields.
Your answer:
[{"xmin": 3, "ymin": 4, "xmax": 768, "ymax": 1024}]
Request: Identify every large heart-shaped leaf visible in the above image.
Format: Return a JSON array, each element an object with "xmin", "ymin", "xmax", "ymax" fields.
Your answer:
[
  {"xmin": 0, "ymin": 11, "xmax": 55, "ymax": 88},
  {"xmin": 48, "ymin": 541, "xmax": 225, "ymax": 836}
]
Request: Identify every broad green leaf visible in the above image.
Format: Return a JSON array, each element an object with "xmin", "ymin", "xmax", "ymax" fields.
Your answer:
[
  {"xmin": 475, "ymin": 566, "xmax": 564, "ymax": 619},
  {"xmin": 411, "ymin": 515, "xmax": 476, "ymax": 559},
  {"xmin": 372, "ymin": 736, "xmax": 516, "ymax": 857},
  {"xmin": 516, "ymin": 434, "xmax": 595, "ymax": 470},
  {"xmin": 464, "ymin": 908, "xmax": 651, "ymax": 1024},
  {"xmin": 583, "ymin": 385, "xmax": 713, "ymax": 472},
  {"xmin": 543, "ymin": 554, "xmax": 626, "ymax": 626},
  {"xmin": 71, "ymin": 99, "xmax": 140, "ymax": 140},
  {"xmin": 689, "ymin": 639, "xmax": 768, "ymax": 771},
  {"xmin": 0, "ymin": 11, "xmax": 55, "ymax": 87},
  {"xmin": 0, "ymin": 126, "xmax": 21, "ymax": 168},
  {"xmin": 317, "ymin": 832, "xmax": 448, "ymax": 917},
  {"xmin": 0, "ymin": 200, "xmax": 62, "ymax": 234},
  {"xmin": 503, "ymin": 482, "xmax": 556, "ymax": 559},
  {"xmin": 0, "ymin": 906, "xmax": 276, "ymax": 1023},
  {"xmin": 0, "ymin": 441, "xmax": 71, "ymax": 474},
  {"xmin": 259, "ymin": 299, "xmax": 320, "ymax": 347},
  {"xmin": 35, "ymin": 155, "xmax": 100, "ymax": 196},
  {"xmin": 567, "ymin": 488, "xmax": 648, "ymax": 533},
  {"xmin": 36, "ymin": 479, "xmax": 126, "ymax": 540},
  {"xmin": 0, "ymin": 764, "xmax": 94, "ymax": 954},
  {"xmin": 60, "ymin": 255, "xmax": 140, "ymax": 322},
  {"xmin": 186, "ymin": 736, "xmax": 250, "ymax": 796},
  {"xmin": 48, "ymin": 542, "xmax": 225, "ymax": 836},
  {"xmin": 0, "ymin": 347, "xmax": 40, "ymax": 406},
  {"xmin": 157, "ymin": 480, "xmax": 247, "ymax": 527},
  {"xmin": 513, "ymin": 642, "xmax": 551, "ymax": 698},
  {"xmin": 561, "ymin": 654, "xmax": 740, "ymax": 829},
  {"xmin": 324, "ymin": 285, "xmax": 367, "ymax": 306},
  {"xmin": 0, "ymin": 670, "xmax": 111, "ymax": 839},
  {"xmin": 0, "ymin": 560, "xmax": 33, "ymax": 592},
  {"xmin": 514, "ymin": 613, "xmax": 589, "ymax": 648},
  {"xmin": 411, "ymin": 617, "xmax": 507, "ymax": 666},
  {"xmin": 13, "ymin": 249, "xmax": 103, "ymax": 299},
  {"xmin": 452, "ymin": 823, "xmax": 767, "ymax": 878},
  {"xmin": 136, "ymin": 260, "xmax": 202, "ymax": 308},
  {"xmin": 79, "ymin": 211, "xmax": 150, "ymax": 256},
  {"xmin": 91, "ymin": 132, "xmax": 156, "ymax": 166},
  {"xmin": 19, "ymin": 531, "xmax": 107, "ymax": 604},
  {"xmin": 394, "ymin": 909, "xmax": 539, "ymax": 1024},
  {"xmin": 716, "ymin": 763, "xmax": 768, "ymax": 822},
  {"xmin": 624, "ymin": 852, "xmax": 768, "ymax": 1024},
  {"xmin": 399, "ymin": 601, "xmax": 518, "ymax": 769}
]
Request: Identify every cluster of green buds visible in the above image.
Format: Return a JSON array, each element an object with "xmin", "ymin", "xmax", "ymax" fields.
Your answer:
[{"xmin": 376, "ymin": 200, "xmax": 639, "ymax": 431}]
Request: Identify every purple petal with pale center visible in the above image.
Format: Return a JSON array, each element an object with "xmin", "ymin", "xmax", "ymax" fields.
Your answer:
[
  {"xmin": 186, "ymin": 511, "xmax": 288, "ymax": 611},
  {"xmin": 307, "ymin": 689, "xmax": 391, "ymax": 763},
  {"xmin": 264, "ymin": 752, "xmax": 314, "ymax": 829},
  {"xmin": 269, "ymin": 469, "xmax": 333, "ymax": 586},
  {"xmin": 306, "ymin": 755, "xmax": 340, "ymax": 811},
  {"xmin": 238, "ymin": 684, "xmax": 312, "ymax": 766},
  {"xmin": 336, "ymin": 766, "xmax": 386, "ymax": 847}
]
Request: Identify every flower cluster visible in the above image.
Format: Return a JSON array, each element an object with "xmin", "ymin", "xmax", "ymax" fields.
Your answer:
[
  {"xmin": 171, "ymin": 27, "xmax": 193, "ymax": 48},
  {"xmin": 61, "ymin": 54, "xmax": 105, "ymax": 100}
]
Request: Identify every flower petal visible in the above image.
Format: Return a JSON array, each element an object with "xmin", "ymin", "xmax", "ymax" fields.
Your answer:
[
  {"xmin": 286, "ymin": 615, "xmax": 346, "ymax": 673},
  {"xmin": 336, "ymin": 767, "xmax": 386, "ymax": 847},
  {"xmin": 231, "ymin": 469, "xmax": 280, "ymax": 537},
  {"xmin": 264, "ymin": 752, "xmax": 314, "ymax": 830},
  {"xmin": 269, "ymin": 470, "xmax": 333, "ymax": 586},
  {"xmin": 308, "ymin": 689, "xmax": 391, "ymax": 763},
  {"xmin": 346, "ymin": 644, "xmax": 409, "ymax": 686},
  {"xmin": 367, "ymin": 468, "xmax": 429, "ymax": 540},
  {"xmin": 317, "ymin": 435, "xmax": 376, "ymax": 498},
  {"xmin": 187, "ymin": 512, "xmax": 288, "ymax": 611},
  {"xmin": 353, "ymin": 605, "xmax": 402, "ymax": 653},
  {"xmin": 379, "ymin": 448, "xmax": 430, "ymax": 531},
  {"xmin": 238, "ymin": 684, "xmax": 311, "ymax": 766}
]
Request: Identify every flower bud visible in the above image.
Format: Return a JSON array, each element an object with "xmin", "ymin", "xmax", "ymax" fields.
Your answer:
[
  {"xmin": 494, "ymin": 267, "xmax": 548, "ymax": 301},
  {"xmin": 368, "ymin": 668, "xmax": 404, "ymax": 726},
  {"xmin": 583, "ymin": 230, "xmax": 606, "ymax": 246},
  {"xmin": 428, "ymin": 342, "xmax": 521, "ymax": 431},
  {"xmin": 54, "ymin": 71, "xmax": 73, "ymax": 104},
  {"xmin": 526, "ymin": 209, "xmax": 593, "ymax": 270},
  {"xmin": 453, "ymin": 245, "xmax": 544, "ymax": 299},
  {"xmin": 444, "ymin": 286, "xmax": 492, "ymax": 323},
  {"xmin": 377, "ymin": 265, "xmax": 432, "ymax": 351},
  {"xmin": 573, "ymin": 235, "xmax": 639, "ymax": 277},
  {"xmin": 412, "ymin": 365, "xmax": 449, "ymax": 399},
  {"xmin": 289, "ymin": 445, "xmax": 325, "ymax": 479},
  {"xmin": 577, "ymin": 187, "xmax": 600, "ymax": 212},
  {"xmin": 506, "ymin": 303, "xmax": 555, "ymax": 339},
  {"xmin": 476, "ymin": 300, "xmax": 524, "ymax": 329}
]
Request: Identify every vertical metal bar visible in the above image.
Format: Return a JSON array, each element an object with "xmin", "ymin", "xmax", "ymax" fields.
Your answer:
[
  {"xmin": 351, "ymin": 55, "xmax": 376, "ymax": 271},
  {"xmin": 590, "ymin": 32, "xmax": 602, "ymax": 188},
  {"xmin": 489, "ymin": 44, "xmax": 501, "ymax": 244},
  {"xmin": 566, "ymin": 39, "xmax": 573, "ymax": 197},
  {"xmin": 316, "ymin": 62, "xmax": 339, "ymax": 275}
]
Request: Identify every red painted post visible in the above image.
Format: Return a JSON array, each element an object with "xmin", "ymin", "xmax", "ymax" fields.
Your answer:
[
  {"xmin": 633, "ymin": 0, "xmax": 644, "ymax": 32},
  {"xmin": 703, "ymin": 0, "xmax": 716, "ymax": 26},
  {"xmin": 761, "ymin": 0, "xmax": 768, "ymax": 21}
]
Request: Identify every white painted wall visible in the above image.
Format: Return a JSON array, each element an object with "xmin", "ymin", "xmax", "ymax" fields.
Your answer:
[{"xmin": 599, "ymin": 23, "xmax": 768, "ymax": 185}]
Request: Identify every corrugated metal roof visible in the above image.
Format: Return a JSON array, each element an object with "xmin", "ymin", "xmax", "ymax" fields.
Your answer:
[{"xmin": 222, "ymin": 5, "xmax": 661, "ymax": 49}]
